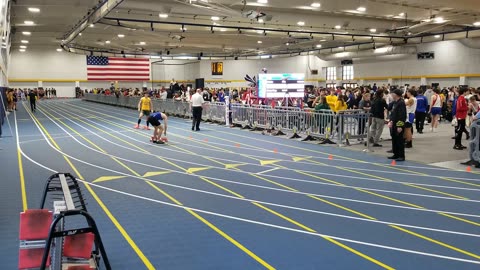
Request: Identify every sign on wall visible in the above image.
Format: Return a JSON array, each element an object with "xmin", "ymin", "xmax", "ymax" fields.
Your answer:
[{"xmin": 211, "ymin": 62, "xmax": 223, "ymax": 76}]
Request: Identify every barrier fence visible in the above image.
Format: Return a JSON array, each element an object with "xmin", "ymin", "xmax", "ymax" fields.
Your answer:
[
  {"xmin": 84, "ymin": 94, "xmax": 370, "ymax": 146},
  {"xmin": 469, "ymin": 119, "xmax": 480, "ymax": 164}
]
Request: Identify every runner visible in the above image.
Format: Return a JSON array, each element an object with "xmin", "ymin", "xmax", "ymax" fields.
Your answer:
[
  {"xmin": 135, "ymin": 92, "xmax": 152, "ymax": 129},
  {"xmin": 147, "ymin": 111, "xmax": 168, "ymax": 144}
]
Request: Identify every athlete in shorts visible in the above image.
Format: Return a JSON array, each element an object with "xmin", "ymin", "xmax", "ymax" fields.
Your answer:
[
  {"xmin": 136, "ymin": 92, "xmax": 153, "ymax": 129},
  {"xmin": 147, "ymin": 112, "xmax": 168, "ymax": 144}
]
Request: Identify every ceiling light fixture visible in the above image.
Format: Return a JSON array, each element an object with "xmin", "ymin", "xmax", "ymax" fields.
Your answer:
[
  {"xmin": 159, "ymin": 13, "xmax": 169, "ymax": 18},
  {"xmin": 369, "ymin": 28, "xmax": 377, "ymax": 33},
  {"xmin": 78, "ymin": 33, "xmax": 82, "ymax": 36},
  {"xmin": 139, "ymin": 41, "xmax": 146, "ymax": 45},
  {"xmin": 258, "ymin": 18, "xmax": 264, "ymax": 23},
  {"xmin": 89, "ymin": 24, "xmax": 94, "ymax": 28},
  {"xmin": 118, "ymin": 34, "xmax": 125, "ymax": 38},
  {"xmin": 257, "ymin": 0, "xmax": 268, "ymax": 3},
  {"xmin": 434, "ymin": 34, "xmax": 440, "ymax": 38},
  {"xmin": 256, "ymin": 30, "xmax": 263, "ymax": 34},
  {"xmin": 22, "ymin": 31, "xmax": 31, "ymax": 36},
  {"xmin": 57, "ymin": 48, "xmax": 62, "ymax": 52},
  {"xmin": 19, "ymin": 49, "xmax": 26, "ymax": 52},
  {"xmin": 211, "ymin": 16, "xmax": 220, "ymax": 21},
  {"xmin": 399, "ymin": 12, "xmax": 405, "ymax": 17},
  {"xmin": 286, "ymin": 42, "xmax": 290, "ymax": 46},
  {"xmin": 257, "ymin": 40, "xmax": 262, "ymax": 44},
  {"xmin": 297, "ymin": 21, "xmax": 305, "ymax": 26},
  {"xmin": 311, "ymin": 3, "xmax": 321, "ymax": 8},
  {"xmin": 28, "ymin": 7, "xmax": 40, "ymax": 13},
  {"xmin": 357, "ymin": 6, "xmax": 366, "ymax": 12},
  {"xmin": 21, "ymin": 40, "xmax": 29, "ymax": 44},
  {"xmin": 335, "ymin": 25, "xmax": 341, "ymax": 29},
  {"xmin": 316, "ymin": 44, "xmax": 322, "ymax": 48},
  {"xmin": 20, "ymin": 45, "xmax": 27, "ymax": 49},
  {"xmin": 474, "ymin": 21, "xmax": 480, "ymax": 26},
  {"xmin": 24, "ymin": 21, "xmax": 35, "ymax": 25},
  {"xmin": 105, "ymin": 40, "xmax": 111, "ymax": 44},
  {"xmin": 434, "ymin": 17, "xmax": 445, "ymax": 23}
]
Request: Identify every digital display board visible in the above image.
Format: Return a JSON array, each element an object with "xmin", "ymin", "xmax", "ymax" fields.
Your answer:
[{"xmin": 257, "ymin": 73, "xmax": 305, "ymax": 98}]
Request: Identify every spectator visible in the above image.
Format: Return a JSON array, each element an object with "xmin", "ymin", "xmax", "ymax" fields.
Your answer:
[
  {"xmin": 415, "ymin": 89, "xmax": 429, "ymax": 134},
  {"xmin": 388, "ymin": 89, "xmax": 407, "ymax": 161},
  {"xmin": 428, "ymin": 89, "xmax": 442, "ymax": 132},
  {"xmin": 358, "ymin": 92, "xmax": 371, "ymax": 140},
  {"xmin": 404, "ymin": 89, "xmax": 417, "ymax": 148},
  {"xmin": 326, "ymin": 89, "xmax": 338, "ymax": 111},
  {"xmin": 191, "ymin": 89, "xmax": 205, "ymax": 131},
  {"xmin": 454, "ymin": 88, "xmax": 469, "ymax": 150},
  {"xmin": 369, "ymin": 90, "xmax": 387, "ymax": 147},
  {"xmin": 334, "ymin": 94, "xmax": 347, "ymax": 113},
  {"xmin": 468, "ymin": 96, "xmax": 479, "ymax": 126}
]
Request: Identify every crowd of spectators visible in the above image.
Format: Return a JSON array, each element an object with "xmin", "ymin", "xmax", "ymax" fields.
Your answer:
[{"xmin": 5, "ymin": 88, "xmax": 57, "ymax": 112}]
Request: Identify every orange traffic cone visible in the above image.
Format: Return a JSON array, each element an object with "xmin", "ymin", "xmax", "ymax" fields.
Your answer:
[
  {"xmin": 328, "ymin": 155, "xmax": 333, "ymax": 160},
  {"xmin": 391, "ymin": 160, "xmax": 397, "ymax": 166},
  {"xmin": 466, "ymin": 166, "xmax": 472, "ymax": 172},
  {"xmin": 188, "ymin": 135, "xmax": 192, "ymax": 139},
  {"xmin": 203, "ymin": 138, "xmax": 208, "ymax": 142},
  {"xmin": 273, "ymin": 148, "xmax": 278, "ymax": 153},
  {"xmin": 235, "ymin": 143, "xmax": 240, "ymax": 148}
]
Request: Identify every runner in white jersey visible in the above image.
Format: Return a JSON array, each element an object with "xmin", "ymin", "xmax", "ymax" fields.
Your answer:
[{"xmin": 404, "ymin": 89, "xmax": 417, "ymax": 148}]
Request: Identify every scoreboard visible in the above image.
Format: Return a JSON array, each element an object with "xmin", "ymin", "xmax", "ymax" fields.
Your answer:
[{"xmin": 258, "ymin": 73, "xmax": 305, "ymax": 98}]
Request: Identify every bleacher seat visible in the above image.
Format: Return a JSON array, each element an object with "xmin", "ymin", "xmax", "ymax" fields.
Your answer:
[
  {"xmin": 19, "ymin": 209, "xmax": 53, "ymax": 240},
  {"xmin": 63, "ymin": 233, "xmax": 95, "ymax": 259},
  {"xmin": 18, "ymin": 248, "xmax": 51, "ymax": 269}
]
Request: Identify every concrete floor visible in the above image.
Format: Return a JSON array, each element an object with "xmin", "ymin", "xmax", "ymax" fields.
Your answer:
[{"xmin": 341, "ymin": 122, "xmax": 477, "ymax": 171}]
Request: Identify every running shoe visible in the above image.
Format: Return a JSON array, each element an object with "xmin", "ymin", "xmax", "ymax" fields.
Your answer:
[{"xmin": 134, "ymin": 124, "xmax": 140, "ymax": 129}]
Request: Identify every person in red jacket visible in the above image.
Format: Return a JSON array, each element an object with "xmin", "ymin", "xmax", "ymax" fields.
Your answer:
[{"xmin": 454, "ymin": 88, "xmax": 469, "ymax": 150}]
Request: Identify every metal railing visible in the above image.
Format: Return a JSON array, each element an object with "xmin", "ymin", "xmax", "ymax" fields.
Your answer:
[{"xmin": 84, "ymin": 94, "xmax": 370, "ymax": 146}]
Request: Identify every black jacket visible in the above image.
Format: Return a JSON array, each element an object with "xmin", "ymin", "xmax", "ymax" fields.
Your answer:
[
  {"xmin": 390, "ymin": 99, "xmax": 406, "ymax": 128},
  {"xmin": 370, "ymin": 98, "xmax": 387, "ymax": 119}
]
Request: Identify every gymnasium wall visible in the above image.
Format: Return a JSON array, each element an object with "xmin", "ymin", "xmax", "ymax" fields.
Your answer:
[{"xmin": 7, "ymin": 40, "xmax": 480, "ymax": 94}]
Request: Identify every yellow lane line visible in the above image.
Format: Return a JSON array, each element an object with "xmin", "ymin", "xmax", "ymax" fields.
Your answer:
[
  {"xmin": 25, "ymin": 104, "xmax": 156, "ymax": 270},
  {"xmin": 42, "ymin": 103, "xmax": 275, "ymax": 269}
]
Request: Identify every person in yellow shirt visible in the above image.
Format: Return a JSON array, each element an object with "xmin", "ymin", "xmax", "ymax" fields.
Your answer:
[
  {"xmin": 136, "ymin": 92, "xmax": 153, "ymax": 129},
  {"xmin": 334, "ymin": 94, "xmax": 347, "ymax": 113},
  {"xmin": 325, "ymin": 90, "xmax": 338, "ymax": 111}
]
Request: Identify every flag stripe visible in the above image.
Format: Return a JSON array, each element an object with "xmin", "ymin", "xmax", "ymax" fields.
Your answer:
[
  {"xmin": 87, "ymin": 56, "xmax": 150, "ymax": 81},
  {"xmin": 88, "ymin": 72, "xmax": 150, "ymax": 76},
  {"xmin": 87, "ymin": 78, "xmax": 150, "ymax": 81},
  {"xmin": 87, "ymin": 68, "xmax": 150, "ymax": 71},
  {"xmin": 109, "ymin": 57, "xmax": 149, "ymax": 62},
  {"xmin": 107, "ymin": 63, "xmax": 150, "ymax": 67}
]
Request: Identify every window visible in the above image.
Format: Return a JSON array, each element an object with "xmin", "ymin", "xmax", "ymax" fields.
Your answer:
[
  {"xmin": 326, "ymin": 67, "xmax": 336, "ymax": 81},
  {"xmin": 342, "ymin": 65, "xmax": 354, "ymax": 80},
  {"xmin": 326, "ymin": 83, "xmax": 337, "ymax": 88},
  {"xmin": 342, "ymin": 83, "xmax": 358, "ymax": 89}
]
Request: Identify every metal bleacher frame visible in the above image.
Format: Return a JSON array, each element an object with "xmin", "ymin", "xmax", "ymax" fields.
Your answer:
[{"xmin": 19, "ymin": 173, "xmax": 112, "ymax": 270}]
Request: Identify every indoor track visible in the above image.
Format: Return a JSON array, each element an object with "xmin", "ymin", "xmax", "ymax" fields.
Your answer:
[{"xmin": 5, "ymin": 99, "xmax": 480, "ymax": 269}]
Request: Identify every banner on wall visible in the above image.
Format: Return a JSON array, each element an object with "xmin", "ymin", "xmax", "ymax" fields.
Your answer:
[{"xmin": 211, "ymin": 62, "xmax": 223, "ymax": 76}]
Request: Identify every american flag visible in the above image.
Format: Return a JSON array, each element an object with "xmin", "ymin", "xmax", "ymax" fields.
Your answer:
[{"xmin": 86, "ymin": 56, "xmax": 150, "ymax": 81}]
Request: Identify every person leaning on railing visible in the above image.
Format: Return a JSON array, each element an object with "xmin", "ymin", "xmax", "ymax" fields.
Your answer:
[{"xmin": 314, "ymin": 96, "xmax": 331, "ymax": 134}]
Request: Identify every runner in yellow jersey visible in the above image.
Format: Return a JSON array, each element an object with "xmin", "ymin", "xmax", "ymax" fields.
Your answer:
[{"xmin": 135, "ymin": 92, "xmax": 153, "ymax": 130}]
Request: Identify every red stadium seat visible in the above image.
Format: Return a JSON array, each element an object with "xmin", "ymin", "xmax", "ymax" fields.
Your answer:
[
  {"xmin": 19, "ymin": 209, "xmax": 53, "ymax": 241},
  {"xmin": 63, "ymin": 233, "xmax": 95, "ymax": 259},
  {"xmin": 18, "ymin": 248, "xmax": 50, "ymax": 269}
]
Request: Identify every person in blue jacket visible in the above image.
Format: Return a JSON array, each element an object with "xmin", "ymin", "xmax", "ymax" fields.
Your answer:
[{"xmin": 147, "ymin": 112, "xmax": 168, "ymax": 144}]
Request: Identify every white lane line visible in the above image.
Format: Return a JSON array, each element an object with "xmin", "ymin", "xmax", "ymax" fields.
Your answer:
[
  {"xmin": 16, "ymin": 143, "xmax": 480, "ymax": 266},
  {"xmin": 258, "ymin": 168, "xmax": 279, "ymax": 175},
  {"xmin": 68, "ymin": 101, "xmax": 480, "ymax": 183},
  {"xmin": 47, "ymin": 103, "xmax": 480, "ymax": 194},
  {"xmin": 25, "ymin": 102, "xmax": 480, "ymax": 229}
]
